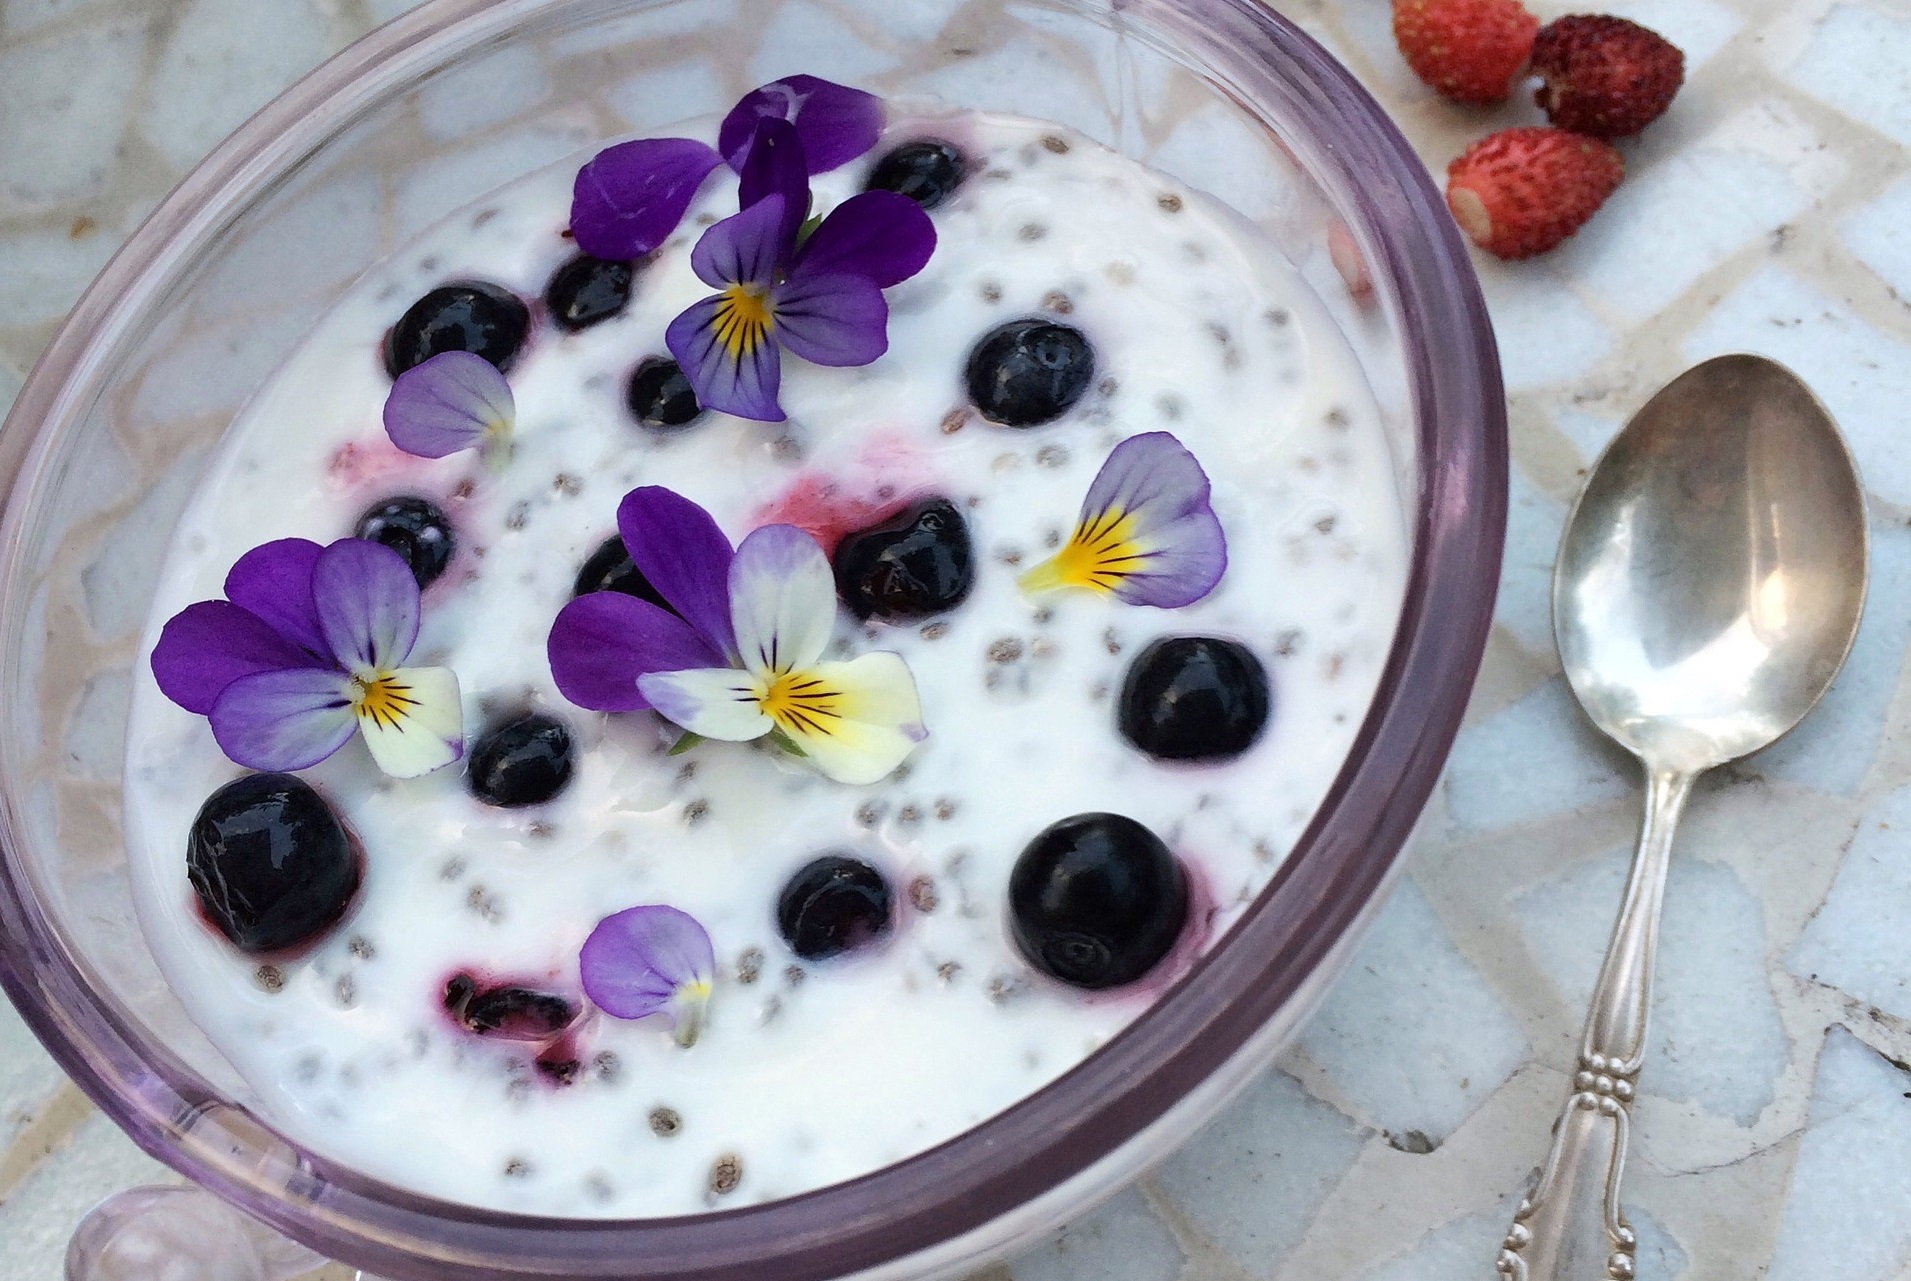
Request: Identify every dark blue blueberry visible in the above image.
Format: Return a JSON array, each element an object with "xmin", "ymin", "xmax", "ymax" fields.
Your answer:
[
  {"xmin": 1008, "ymin": 813, "xmax": 1186, "ymax": 990},
  {"xmin": 964, "ymin": 319, "xmax": 1095, "ymax": 427},
  {"xmin": 467, "ymin": 712, "xmax": 574, "ymax": 808},
  {"xmin": 627, "ymin": 357, "xmax": 703, "ymax": 430},
  {"xmin": 1117, "ymin": 637, "xmax": 1271, "ymax": 762},
  {"xmin": 444, "ymin": 973, "xmax": 577, "ymax": 1039},
  {"xmin": 354, "ymin": 496, "xmax": 455, "ymax": 589},
  {"xmin": 572, "ymin": 535, "xmax": 670, "ymax": 613},
  {"xmin": 832, "ymin": 497, "xmax": 974, "ymax": 621},
  {"xmin": 545, "ymin": 255, "xmax": 636, "ymax": 332},
  {"xmin": 864, "ymin": 139, "xmax": 966, "ymax": 210},
  {"xmin": 188, "ymin": 773, "xmax": 359, "ymax": 955},
  {"xmin": 777, "ymin": 855, "xmax": 893, "ymax": 961},
  {"xmin": 384, "ymin": 280, "xmax": 530, "ymax": 376}
]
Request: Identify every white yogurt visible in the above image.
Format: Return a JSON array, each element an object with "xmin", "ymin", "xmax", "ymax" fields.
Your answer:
[{"xmin": 123, "ymin": 111, "xmax": 1407, "ymax": 1217}]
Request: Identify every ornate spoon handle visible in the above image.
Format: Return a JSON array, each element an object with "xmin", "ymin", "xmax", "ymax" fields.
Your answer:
[{"xmin": 1496, "ymin": 768, "xmax": 1694, "ymax": 1281}]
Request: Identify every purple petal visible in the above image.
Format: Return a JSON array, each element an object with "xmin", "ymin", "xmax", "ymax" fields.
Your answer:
[
  {"xmin": 224, "ymin": 538, "xmax": 327, "ymax": 658},
  {"xmin": 570, "ymin": 137, "xmax": 723, "ymax": 260},
  {"xmin": 797, "ymin": 191, "xmax": 936, "ymax": 288},
  {"xmin": 1085, "ymin": 432, "xmax": 1227, "ymax": 608},
  {"xmin": 151, "ymin": 600, "xmax": 330, "ymax": 715},
  {"xmin": 547, "ymin": 591, "xmax": 723, "ymax": 713},
  {"xmin": 688, "ymin": 195, "xmax": 789, "ymax": 291},
  {"xmin": 727, "ymin": 524, "xmax": 837, "ymax": 675},
  {"xmin": 312, "ymin": 539, "xmax": 420, "ymax": 673},
  {"xmin": 772, "ymin": 271, "xmax": 887, "ymax": 368},
  {"xmin": 383, "ymin": 351, "xmax": 513, "ymax": 460},
  {"xmin": 719, "ymin": 75, "xmax": 882, "ymax": 175},
  {"xmin": 580, "ymin": 905, "xmax": 715, "ymax": 1021},
  {"xmin": 209, "ymin": 668, "xmax": 358, "ymax": 772},
  {"xmin": 666, "ymin": 292, "xmax": 785, "ymax": 422},
  {"xmin": 615, "ymin": 487, "xmax": 738, "ymax": 658},
  {"xmin": 1108, "ymin": 522, "xmax": 1228, "ymax": 607},
  {"xmin": 736, "ymin": 118, "xmax": 809, "ymax": 258}
]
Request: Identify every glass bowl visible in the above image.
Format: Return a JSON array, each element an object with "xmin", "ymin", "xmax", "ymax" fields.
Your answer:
[{"xmin": 0, "ymin": 0, "xmax": 1505, "ymax": 1277}]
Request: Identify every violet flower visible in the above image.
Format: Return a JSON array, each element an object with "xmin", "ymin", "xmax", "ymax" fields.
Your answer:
[
  {"xmin": 664, "ymin": 120, "xmax": 936, "ymax": 422},
  {"xmin": 1019, "ymin": 432, "xmax": 1229, "ymax": 608},
  {"xmin": 717, "ymin": 75, "xmax": 882, "ymax": 174},
  {"xmin": 548, "ymin": 486, "xmax": 926, "ymax": 785},
  {"xmin": 383, "ymin": 351, "xmax": 515, "ymax": 470},
  {"xmin": 579, "ymin": 905, "xmax": 715, "ymax": 1047},
  {"xmin": 152, "ymin": 538, "xmax": 464, "ymax": 778}
]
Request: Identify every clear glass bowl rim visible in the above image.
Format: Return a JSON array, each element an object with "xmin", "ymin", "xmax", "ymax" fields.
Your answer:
[{"xmin": 0, "ymin": 1, "xmax": 1507, "ymax": 1277}]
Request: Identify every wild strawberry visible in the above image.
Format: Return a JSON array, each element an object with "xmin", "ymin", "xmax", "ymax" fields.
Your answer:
[
  {"xmin": 1532, "ymin": 14, "xmax": 1685, "ymax": 138},
  {"xmin": 1446, "ymin": 127, "xmax": 1624, "ymax": 259},
  {"xmin": 1393, "ymin": 0, "xmax": 1540, "ymax": 105}
]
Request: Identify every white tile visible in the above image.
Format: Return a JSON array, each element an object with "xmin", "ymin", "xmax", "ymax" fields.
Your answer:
[
  {"xmin": 608, "ymin": 61, "xmax": 730, "ymax": 132},
  {"xmin": 1751, "ymin": 515, "xmax": 1911, "ymax": 794},
  {"xmin": 1476, "ymin": 264, "xmax": 1616, "ymax": 393},
  {"xmin": 1842, "ymin": 174, "xmax": 1911, "ymax": 300},
  {"xmin": 1683, "ymin": 265, "xmax": 1911, "ymax": 507},
  {"xmin": 1298, "ymin": 881, "xmax": 1530, "ymax": 1142},
  {"xmin": 80, "ymin": 448, "xmax": 207, "ymax": 644},
  {"xmin": 140, "ymin": 0, "xmax": 335, "ymax": 172},
  {"xmin": 2, "ymin": 0, "xmax": 112, "ymax": 34},
  {"xmin": 1551, "ymin": 405, "xmax": 1622, "ymax": 465},
  {"xmin": 1495, "ymin": 467, "xmax": 1566, "ymax": 658},
  {"xmin": 1515, "ymin": 846, "xmax": 1788, "ymax": 1125},
  {"xmin": 1357, "ymin": 1203, "xmax": 1687, "ymax": 1281},
  {"xmin": 194, "ymin": 170, "xmax": 384, "ymax": 320},
  {"xmin": 0, "ymin": 19, "xmax": 146, "ymax": 210},
  {"xmin": 0, "ymin": 999, "xmax": 65, "ymax": 1151},
  {"xmin": 1788, "ymin": 785, "xmax": 1911, "ymax": 1021},
  {"xmin": 0, "ymin": 1111, "xmax": 175, "ymax": 1281},
  {"xmin": 63, "ymin": 670, "xmax": 129, "ymax": 783},
  {"xmin": 1153, "ymin": 1068, "xmax": 1367, "ymax": 1277},
  {"xmin": 1766, "ymin": 1027, "xmax": 1911, "ymax": 1281},
  {"xmin": 1443, "ymin": 676, "xmax": 1633, "ymax": 833},
  {"xmin": 130, "ymin": 312, "xmax": 312, "ymax": 429},
  {"xmin": 367, "ymin": 0, "xmax": 429, "ymax": 21},
  {"xmin": 0, "ymin": 224, "xmax": 122, "ymax": 326},
  {"xmin": 918, "ymin": 38, "xmax": 1112, "ymax": 145},
  {"xmin": 418, "ymin": 45, "xmax": 551, "ymax": 142},
  {"xmin": 1786, "ymin": 4, "xmax": 1911, "ymax": 148},
  {"xmin": 548, "ymin": 0, "xmax": 741, "ymax": 56},
  {"xmin": 1010, "ymin": 1186, "xmax": 1185, "ymax": 1281},
  {"xmin": 748, "ymin": 1, "xmax": 901, "ymax": 88},
  {"xmin": 0, "ymin": 361, "xmax": 20, "ymax": 424},
  {"xmin": 391, "ymin": 124, "xmax": 596, "ymax": 243}
]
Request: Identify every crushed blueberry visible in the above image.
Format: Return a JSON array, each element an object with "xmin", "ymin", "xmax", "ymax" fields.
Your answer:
[
  {"xmin": 1118, "ymin": 637, "xmax": 1271, "ymax": 761},
  {"xmin": 384, "ymin": 281, "xmax": 530, "ymax": 376},
  {"xmin": 544, "ymin": 255, "xmax": 636, "ymax": 331},
  {"xmin": 1008, "ymin": 812, "xmax": 1186, "ymax": 989},
  {"xmin": 832, "ymin": 497, "xmax": 974, "ymax": 620},
  {"xmin": 354, "ymin": 496, "xmax": 455, "ymax": 589},
  {"xmin": 467, "ymin": 712, "xmax": 574, "ymax": 808},
  {"xmin": 964, "ymin": 319, "xmax": 1095, "ymax": 427},
  {"xmin": 776, "ymin": 855, "xmax": 893, "ymax": 961},
  {"xmin": 864, "ymin": 139, "xmax": 967, "ymax": 210},
  {"xmin": 188, "ymin": 773, "xmax": 360, "ymax": 954},
  {"xmin": 627, "ymin": 357, "xmax": 703, "ymax": 430},
  {"xmin": 443, "ymin": 973, "xmax": 578, "ymax": 1040},
  {"xmin": 572, "ymin": 535, "xmax": 670, "ymax": 613}
]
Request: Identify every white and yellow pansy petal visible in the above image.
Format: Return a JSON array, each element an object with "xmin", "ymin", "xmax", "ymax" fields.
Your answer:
[
  {"xmin": 638, "ymin": 666, "xmax": 777, "ymax": 742},
  {"xmin": 763, "ymin": 652, "xmax": 926, "ymax": 785},
  {"xmin": 727, "ymin": 524, "xmax": 837, "ymax": 676},
  {"xmin": 352, "ymin": 665, "xmax": 464, "ymax": 778}
]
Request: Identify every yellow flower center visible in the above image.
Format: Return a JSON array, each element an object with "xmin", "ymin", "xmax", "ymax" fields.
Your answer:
[
  {"xmin": 351, "ymin": 673, "xmax": 418, "ymax": 730},
  {"xmin": 1020, "ymin": 508, "xmax": 1146, "ymax": 594},
  {"xmin": 713, "ymin": 285, "xmax": 775, "ymax": 359},
  {"xmin": 758, "ymin": 670, "xmax": 844, "ymax": 739}
]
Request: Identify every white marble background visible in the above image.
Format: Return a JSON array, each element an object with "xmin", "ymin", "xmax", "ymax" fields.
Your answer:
[{"xmin": 4, "ymin": 0, "xmax": 1911, "ymax": 1278}]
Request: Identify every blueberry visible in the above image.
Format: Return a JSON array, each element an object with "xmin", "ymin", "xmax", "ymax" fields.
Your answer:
[
  {"xmin": 964, "ymin": 319, "xmax": 1095, "ymax": 427},
  {"xmin": 1118, "ymin": 637, "xmax": 1270, "ymax": 762},
  {"xmin": 354, "ymin": 496, "xmax": 455, "ymax": 589},
  {"xmin": 1008, "ymin": 812, "xmax": 1186, "ymax": 989},
  {"xmin": 544, "ymin": 255, "xmax": 636, "ymax": 332},
  {"xmin": 187, "ymin": 773, "xmax": 359, "ymax": 954},
  {"xmin": 443, "ymin": 973, "xmax": 577, "ymax": 1040},
  {"xmin": 384, "ymin": 281, "xmax": 530, "ymax": 377},
  {"xmin": 572, "ymin": 535, "xmax": 670, "ymax": 612},
  {"xmin": 776, "ymin": 855, "xmax": 893, "ymax": 961},
  {"xmin": 832, "ymin": 497, "xmax": 974, "ymax": 621},
  {"xmin": 627, "ymin": 357, "xmax": 703, "ymax": 430},
  {"xmin": 864, "ymin": 139, "xmax": 966, "ymax": 210},
  {"xmin": 468, "ymin": 713, "xmax": 574, "ymax": 808}
]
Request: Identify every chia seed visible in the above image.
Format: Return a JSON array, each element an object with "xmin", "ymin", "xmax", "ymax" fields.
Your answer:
[
  {"xmin": 650, "ymin": 1107, "xmax": 683, "ymax": 1137},
  {"xmin": 709, "ymin": 1154, "xmax": 743, "ymax": 1195}
]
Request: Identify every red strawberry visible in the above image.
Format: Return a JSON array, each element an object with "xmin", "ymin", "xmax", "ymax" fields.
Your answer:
[
  {"xmin": 1532, "ymin": 14, "xmax": 1685, "ymax": 138},
  {"xmin": 1446, "ymin": 127, "xmax": 1624, "ymax": 259},
  {"xmin": 1393, "ymin": 0, "xmax": 1540, "ymax": 105}
]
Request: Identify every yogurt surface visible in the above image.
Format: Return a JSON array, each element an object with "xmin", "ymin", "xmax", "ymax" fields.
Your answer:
[{"xmin": 123, "ymin": 110, "xmax": 1407, "ymax": 1217}]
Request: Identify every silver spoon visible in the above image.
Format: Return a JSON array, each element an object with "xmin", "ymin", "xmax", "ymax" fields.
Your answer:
[{"xmin": 1494, "ymin": 354, "xmax": 1867, "ymax": 1281}]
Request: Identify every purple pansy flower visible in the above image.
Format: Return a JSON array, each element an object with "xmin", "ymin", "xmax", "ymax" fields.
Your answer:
[
  {"xmin": 152, "ymin": 538, "xmax": 464, "ymax": 778},
  {"xmin": 548, "ymin": 486, "xmax": 926, "ymax": 784},
  {"xmin": 1019, "ymin": 432, "xmax": 1229, "ymax": 608},
  {"xmin": 384, "ymin": 351, "xmax": 515, "ymax": 470},
  {"xmin": 717, "ymin": 75, "xmax": 882, "ymax": 175},
  {"xmin": 579, "ymin": 905, "xmax": 715, "ymax": 1046},
  {"xmin": 664, "ymin": 124, "xmax": 935, "ymax": 422}
]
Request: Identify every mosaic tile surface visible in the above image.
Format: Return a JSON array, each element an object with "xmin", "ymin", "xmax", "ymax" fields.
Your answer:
[{"xmin": 2, "ymin": 0, "xmax": 1910, "ymax": 1278}]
